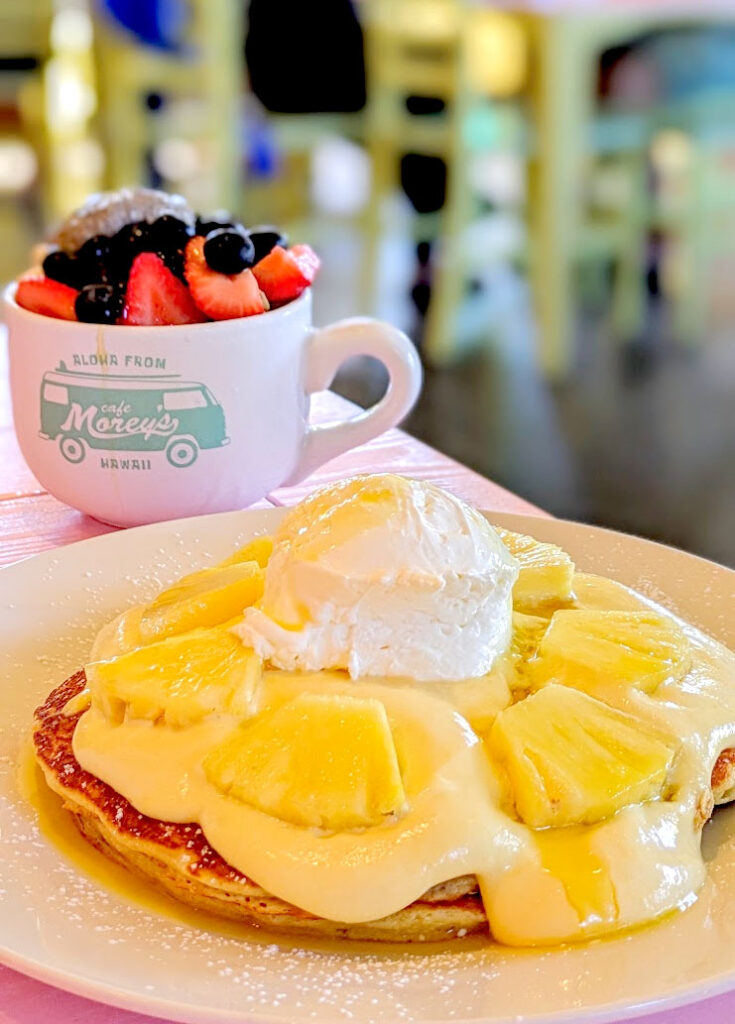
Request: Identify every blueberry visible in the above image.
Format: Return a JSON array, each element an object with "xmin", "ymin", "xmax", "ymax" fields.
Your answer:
[
  {"xmin": 114, "ymin": 221, "xmax": 152, "ymax": 259},
  {"xmin": 203, "ymin": 229, "xmax": 255, "ymax": 274},
  {"xmin": 110, "ymin": 221, "xmax": 152, "ymax": 282},
  {"xmin": 248, "ymin": 226, "xmax": 287, "ymax": 264},
  {"xmin": 42, "ymin": 249, "xmax": 84, "ymax": 289},
  {"xmin": 75, "ymin": 283, "xmax": 123, "ymax": 324},
  {"xmin": 77, "ymin": 234, "xmax": 115, "ymax": 283},
  {"xmin": 196, "ymin": 211, "xmax": 237, "ymax": 236},
  {"xmin": 148, "ymin": 215, "xmax": 193, "ymax": 251}
]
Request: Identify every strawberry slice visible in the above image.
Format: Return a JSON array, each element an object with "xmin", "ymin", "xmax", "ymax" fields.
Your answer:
[
  {"xmin": 185, "ymin": 236, "xmax": 267, "ymax": 320},
  {"xmin": 15, "ymin": 277, "xmax": 78, "ymax": 321},
  {"xmin": 252, "ymin": 244, "xmax": 320, "ymax": 305},
  {"xmin": 122, "ymin": 252, "xmax": 208, "ymax": 326}
]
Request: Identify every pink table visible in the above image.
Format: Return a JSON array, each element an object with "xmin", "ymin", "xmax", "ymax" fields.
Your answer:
[{"xmin": 0, "ymin": 342, "xmax": 729, "ymax": 1022}]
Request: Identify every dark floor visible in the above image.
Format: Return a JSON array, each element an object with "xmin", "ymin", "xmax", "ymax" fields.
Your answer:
[{"xmin": 334, "ymin": 308, "xmax": 735, "ymax": 570}]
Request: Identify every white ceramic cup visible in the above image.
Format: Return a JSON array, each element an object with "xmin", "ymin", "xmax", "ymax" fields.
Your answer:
[{"xmin": 3, "ymin": 285, "xmax": 422, "ymax": 527}]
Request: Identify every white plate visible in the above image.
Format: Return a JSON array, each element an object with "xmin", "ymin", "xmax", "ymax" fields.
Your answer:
[{"xmin": 2, "ymin": 509, "xmax": 735, "ymax": 1024}]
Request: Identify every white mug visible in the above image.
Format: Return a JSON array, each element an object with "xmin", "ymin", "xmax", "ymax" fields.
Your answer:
[{"xmin": 3, "ymin": 285, "xmax": 422, "ymax": 527}]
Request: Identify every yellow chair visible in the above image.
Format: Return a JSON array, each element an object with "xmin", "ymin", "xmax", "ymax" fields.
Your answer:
[
  {"xmin": 519, "ymin": 7, "xmax": 735, "ymax": 377},
  {"xmin": 92, "ymin": 0, "xmax": 244, "ymax": 212},
  {"xmin": 0, "ymin": 0, "xmax": 55, "ymax": 278},
  {"xmin": 361, "ymin": 0, "xmax": 527, "ymax": 364},
  {"xmin": 644, "ymin": 97, "xmax": 735, "ymax": 346}
]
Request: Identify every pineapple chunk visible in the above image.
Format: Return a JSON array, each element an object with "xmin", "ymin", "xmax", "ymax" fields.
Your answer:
[
  {"xmin": 529, "ymin": 609, "xmax": 691, "ymax": 697},
  {"xmin": 87, "ymin": 627, "xmax": 261, "ymax": 727},
  {"xmin": 139, "ymin": 561, "xmax": 264, "ymax": 644},
  {"xmin": 495, "ymin": 527, "xmax": 574, "ymax": 608},
  {"xmin": 511, "ymin": 611, "xmax": 550, "ymax": 662},
  {"xmin": 487, "ymin": 684, "xmax": 675, "ymax": 828},
  {"xmin": 217, "ymin": 535, "xmax": 274, "ymax": 569},
  {"xmin": 90, "ymin": 604, "xmax": 146, "ymax": 660},
  {"xmin": 204, "ymin": 693, "xmax": 406, "ymax": 830},
  {"xmin": 510, "ymin": 612, "xmax": 551, "ymax": 690}
]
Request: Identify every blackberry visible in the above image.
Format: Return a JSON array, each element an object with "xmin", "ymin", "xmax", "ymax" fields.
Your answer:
[
  {"xmin": 42, "ymin": 249, "xmax": 84, "ymax": 289},
  {"xmin": 77, "ymin": 234, "xmax": 114, "ymax": 283},
  {"xmin": 75, "ymin": 283, "xmax": 124, "ymax": 324},
  {"xmin": 248, "ymin": 226, "xmax": 287, "ymax": 264},
  {"xmin": 196, "ymin": 211, "xmax": 238, "ymax": 236}
]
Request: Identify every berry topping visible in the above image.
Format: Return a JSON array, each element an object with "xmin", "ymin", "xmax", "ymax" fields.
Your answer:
[
  {"xmin": 203, "ymin": 229, "xmax": 255, "ymax": 274},
  {"xmin": 159, "ymin": 248, "xmax": 187, "ymax": 282},
  {"xmin": 111, "ymin": 221, "xmax": 152, "ymax": 280},
  {"xmin": 252, "ymin": 244, "xmax": 320, "ymax": 304},
  {"xmin": 15, "ymin": 277, "xmax": 78, "ymax": 321},
  {"xmin": 77, "ymin": 234, "xmax": 114, "ymax": 283},
  {"xmin": 150, "ymin": 217, "xmax": 193, "ymax": 282},
  {"xmin": 122, "ymin": 252, "xmax": 208, "ymax": 326},
  {"xmin": 249, "ymin": 226, "xmax": 288, "ymax": 264},
  {"xmin": 148, "ymin": 215, "xmax": 194, "ymax": 251},
  {"xmin": 185, "ymin": 236, "xmax": 267, "ymax": 320},
  {"xmin": 75, "ymin": 283, "xmax": 124, "ymax": 324},
  {"xmin": 42, "ymin": 249, "xmax": 84, "ymax": 289},
  {"xmin": 290, "ymin": 243, "xmax": 321, "ymax": 280},
  {"xmin": 196, "ymin": 211, "xmax": 238, "ymax": 236},
  {"xmin": 55, "ymin": 187, "xmax": 195, "ymax": 252},
  {"xmin": 27, "ymin": 189, "xmax": 313, "ymax": 323}
]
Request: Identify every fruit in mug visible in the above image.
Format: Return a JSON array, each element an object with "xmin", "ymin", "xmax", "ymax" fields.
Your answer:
[
  {"xmin": 203, "ymin": 229, "xmax": 255, "ymax": 274},
  {"xmin": 23, "ymin": 188, "xmax": 317, "ymax": 324},
  {"xmin": 75, "ymin": 283, "xmax": 124, "ymax": 324},
  {"xmin": 248, "ymin": 226, "xmax": 288, "ymax": 264},
  {"xmin": 196, "ymin": 211, "xmax": 242, "ymax": 237},
  {"xmin": 77, "ymin": 233, "xmax": 115, "ymax": 283},
  {"xmin": 147, "ymin": 214, "xmax": 193, "ymax": 252},
  {"xmin": 252, "ymin": 244, "xmax": 320, "ymax": 304},
  {"xmin": 112, "ymin": 220, "xmax": 154, "ymax": 279},
  {"xmin": 495, "ymin": 527, "xmax": 575, "ymax": 607},
  {"xmin": 204, "ymin": 693, "xmax": 406, "ymax": 830},
  {"xmin": 529, "ymin": 609, "xmax": 691, "ymax": 697},
  {"xmin": 196, "ymin": 218, "xmax": 229, "ymax": 236},
  {"xmin": 139, "ymin": 560, "xmax": 265, "ymax": 643},
  {"xmin": 488, "ymin": 684, "xmax": 675, "ymax": 828},
  {"xmin": 122, "ymin": 251, "xmax": 208, "ymax": 325},
  {"xmin": 148, "ymin": 215, "xmax": 194, "ymax": 281},
  {"xmin": 15, "ymin": 277, "xmax": 78, "ymax": 320},
  {"xmin": 185, "ymin": 236, "xmax": 267, "ymax": 319},
  {"xmin": 87, "ymin": 626, "xmax": 261, "ymax": 727},
  {"xmin": 42, "ymin": 249, "xmax": 85, "ymax": 289}
]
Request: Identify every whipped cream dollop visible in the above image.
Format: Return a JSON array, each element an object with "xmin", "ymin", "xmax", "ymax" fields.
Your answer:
[{"xmin": 235, "ymin": 475, "xmax": 518, "ymax": 681}]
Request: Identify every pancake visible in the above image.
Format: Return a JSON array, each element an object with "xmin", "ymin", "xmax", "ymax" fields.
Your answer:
[
  {"xmin": 33, "ymin": 669, "xmax": 735, "ymax": 943},
  {"xmin": 33, "ymin": 670, "xmax": 486, "ymax": 942}
]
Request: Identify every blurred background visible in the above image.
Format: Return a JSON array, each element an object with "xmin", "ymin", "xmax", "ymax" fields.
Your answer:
[{"xmin": 1, "ymin": 0, "xmax": 734, "ymax": 564}]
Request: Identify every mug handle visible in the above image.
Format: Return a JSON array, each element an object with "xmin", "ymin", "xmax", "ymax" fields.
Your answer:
[{"xmin": 286, "ymin": 317, "xmax": 423, "ymax": 485}]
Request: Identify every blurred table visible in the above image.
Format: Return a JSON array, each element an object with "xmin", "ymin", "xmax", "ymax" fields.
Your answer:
[{"xmin": 2, "ymin": 334, "xmax": 734, "ymax": 1020}]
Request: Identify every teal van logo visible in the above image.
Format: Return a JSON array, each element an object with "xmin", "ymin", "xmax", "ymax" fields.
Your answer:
[{"xmin": 39, "ymin": 363, "xmax": 229, "ymax": 468}]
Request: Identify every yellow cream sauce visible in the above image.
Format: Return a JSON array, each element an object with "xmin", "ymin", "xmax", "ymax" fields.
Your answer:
[{"xmin": 71, "ymin": 573, "xmax": 735, "ymax": 946}]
